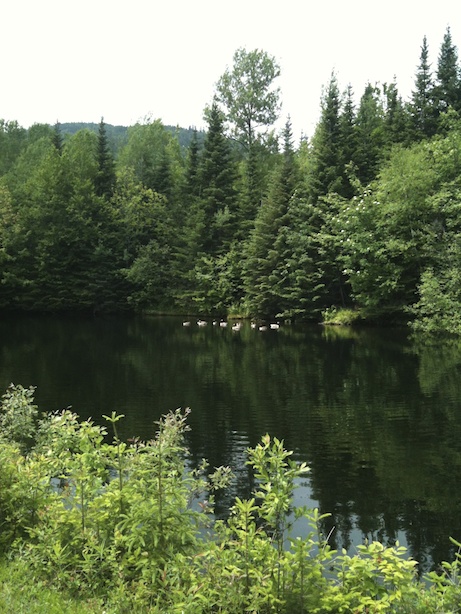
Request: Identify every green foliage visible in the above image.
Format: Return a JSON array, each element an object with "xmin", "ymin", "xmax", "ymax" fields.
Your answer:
[
  {"xmin": 322, "ymin": 306, "xmax": 361, "ymax": 325},
  {"xmin": 324, "ymin": 541, "xmax": 419, "ymax": 612},
  {"xmin": 195, "ymin": 101, "xmax": 238, "ymax": 256},
  {"xmin": 2, "ymin": 385, "xmax": 460, "ymax": 611},
  {"xmin": 410, "ymin": 262, "xmax": 461, "ymax": 335},
  {"xmin": 94, "ymin": 117, "xmax": 116, "ymax": 198},
  {"xmin": 0, "ymin": 119, "xmax": 27, "ymax": 176},
  {"xmin": 409, "ymin": 35, "xmax": 438, "ymax": 139},
  {"xmin": 435, "ymin": 26, "xmax": 461, "ymax": 116},
  {"xmin": 5, "ymin": 35, "xmax": 461, "ymax": 331},
  {"xmin": 0, "ymin": 558, "xmax": 105, "ymax": 613},
  {"xmin": 0, "ymin": 383, "xmax": 38, "ymax": 449},
  {"xmin": 190, "ymin": 247, "xmax": 244, "ymax": 314},
  {"xmin": 215, "ymin": 47, "xmax": 281, "ymax": 150}
]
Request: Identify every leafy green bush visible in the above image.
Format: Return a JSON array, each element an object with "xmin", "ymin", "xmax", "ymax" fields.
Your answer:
[
  {"xmin": 1, "ymin": 383, "xmax": 461, "ymax": 612},
  {"xmin": 322, "ymin": 306, "xmax": 362, "ymax": 326}
]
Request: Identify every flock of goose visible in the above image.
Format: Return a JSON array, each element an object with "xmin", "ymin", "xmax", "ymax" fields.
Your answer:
[{"xmin": 182, "ymin": 319, "xmax": 280, "ymax": 331}]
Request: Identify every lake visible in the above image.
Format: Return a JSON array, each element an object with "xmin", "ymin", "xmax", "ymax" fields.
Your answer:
[{"xmin": 1, "ymin": 312, "xmax": 461, "ymax": 571}]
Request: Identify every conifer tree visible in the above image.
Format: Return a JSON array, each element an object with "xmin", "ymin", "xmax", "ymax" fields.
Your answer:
[
  {"xmin": 383, "ymin": 81, "xmax": 411, "ymax": 147},
  {"xmin": 354, "ymin": 83, "xmax": 385, "ymax": 186},
  {"xmin": 183, "ymin": 128, "xmax": 201, "ymax": 201},
  {"xmin": 95, "ymin": 117, "xmax": 115, "ymax": 198},
  {"xmin": 197, "ymin": 100, "xmax": 237, "ymax": 256},
  {"xmin": 52, "ymin": 121, "xmax": 64, "ymax": 154},
  {"xmin": 338, "ymin": 85, "xmax": 360, "ymax": 198},
  {"xmin": 410, "ymin": 35, "xmax": 438, "ymax": 138},
  {"xmin": 435, "ymin": 26, "xmax": 461, "ymax": 115},
  {"xmin": 307, "ymin": 73, "xmax": 343, "ymax": 202},
  {"xmin": 243, "ymin": 118, "xmax": 298, "ymax": 316}
]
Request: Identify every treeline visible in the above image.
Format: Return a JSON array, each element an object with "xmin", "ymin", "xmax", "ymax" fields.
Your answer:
[{"xmin": 2, "ymin": 29, "xmax": 461, "ymax": 332}]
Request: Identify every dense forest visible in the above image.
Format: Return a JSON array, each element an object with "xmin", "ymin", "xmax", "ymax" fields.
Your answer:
[{"xmin": 3, "ymin": 29, "xmax": 461, "ymax": 333}]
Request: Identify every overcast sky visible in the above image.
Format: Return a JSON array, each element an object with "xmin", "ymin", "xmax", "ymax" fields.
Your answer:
[{"xmin": 3, "ymin": 0, "xmax": 461, "ymax": 140}]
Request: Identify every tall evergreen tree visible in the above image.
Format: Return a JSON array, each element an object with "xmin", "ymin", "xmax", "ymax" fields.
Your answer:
[
  {"xmin": 52, "ymin": 121, "xmax": 64, "ymax": 154},
  {"xmin": 410, "ymin": 35, "xmax": 438, "ymax": 138},
  {"xmin": 307, "ymin": 73, "xmax": 343, "ymax": 202},
  {"xmin": 94, "ymin": 117, "xmax": 115, "ymax": 198},
  {"xmin": 383, "ymin": 81, "xmax": 411, "ymax": 146},
  {"xmin": 338, "ymin": 85, "xmax": 360, "ymax": 198},
  {"xmin": 243, "ymin": 118, "xmax": 298, "ymax": 316},
  {"xmin": 179, "ymin": 128, "xmax": 202, "ymax": 258},
  {"xmin": 183, "ymin": 128, "xmax": 201, "ymax": 201},
  {"xmin": 196, "ymin": 100, "xmax": 237, "ymax": 256},
  {"xmin": 354, "ymin": 83, "xmax": 385, "ymax": 186},
  {"xmin": 435, "ymin": 26, "xmax": 461, "ymax": 115}
]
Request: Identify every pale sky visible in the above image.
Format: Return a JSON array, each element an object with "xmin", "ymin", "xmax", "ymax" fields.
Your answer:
[{"xmin": 3, "ymin": 0, "xmax": 461, "ymax": 140}]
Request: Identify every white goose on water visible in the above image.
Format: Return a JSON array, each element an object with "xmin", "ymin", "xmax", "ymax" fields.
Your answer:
[{"xmin": 197, "ymin": 320, "xmax": 207, "ymax": 326}]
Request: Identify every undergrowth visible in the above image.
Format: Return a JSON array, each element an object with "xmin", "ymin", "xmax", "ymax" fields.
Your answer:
[{"xmin": 0, "ymin": 383, "xmax": 460, "ymax": 613}]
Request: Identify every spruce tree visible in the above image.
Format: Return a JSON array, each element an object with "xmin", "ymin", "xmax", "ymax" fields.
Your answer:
[
  {"xmin": 243, "ymin": 118, "xmax": 298, "ymax": 317},
  {"xmin": 338, "ymin": 85, "xmax": 360, "ymax": 198},
  {"xmin": 307, "ymin": 73, "xmax": 343, "ymax": 202},
  {"xmin": 95, "ymin": 117, "xmax": 115, "ymax": 198},
  {"xmin": 183, "ymin": 128, "xmax": 201, "ymax": 201},
  {"xmin": 410, "ymin": 35, "xmax": 438, "ymax": 138},
  {"xmin": 435, "ymin": 26, "xmax": 461, "ymax": 115},
  {"xmin": 52, "ymin": 121, "xmax": 64, "ymax": 154},
  {"xmin": 197, "ymin": 100, "xmax": 237, "ymax": 256},
  {"xmin": 354, "ymin": 83, "xmax": 385, "ymax": 186},
  {"xmin": 383, "ymin": 81, "xmax": 411, "ymax": 147}
]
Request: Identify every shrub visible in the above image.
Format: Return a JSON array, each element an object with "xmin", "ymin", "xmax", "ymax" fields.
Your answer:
[{"xmin": 0, "ymin": 384, "xmax": 460, "ymax": 612}]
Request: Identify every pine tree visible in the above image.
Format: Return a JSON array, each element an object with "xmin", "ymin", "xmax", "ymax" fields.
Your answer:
[
  {"xmin": 95, "ymin": 118, "xmax": 115, "ymax": 198},
  {"xmin": 410, "ymin": 35, "xmax": 438, "ymax": 138},
  {"xmin": 383, "ymin": 81, "xmax": 411, "ymax": 146},
  {"xmin": 243, "ymin": 118, "xmax": 298, "ymax": 317},
  {"xmin": 338, "ymin": 85, "xmax": 360, "ymax": 198},
  {"xmin": 354, "ymin": 83, "xmax": 385, "ymax": 186},
  {"xmin": 435, "ymin": 26, "xmax": 461, "ymax": 115},
  {"xmin": 307, "ymin": 73, "xmax": 343, "ymax": 202},
  {"xmin": 52, "ymin": 121, "xmax": 64, "ymax": 154},
  {"xmin": 183, "ymin": 128, "xmax": 201, "ymax": 201},
  {"xmin": 197, "ymin": 100, "xmax": 238, "ymax": 256}
]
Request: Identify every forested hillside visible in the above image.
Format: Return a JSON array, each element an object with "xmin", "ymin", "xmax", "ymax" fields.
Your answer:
[
  {"xmin": 57, "ymin": 122, "xmax": 203, "ymax": 156},
  {"xmin": 2, "ymin": 30, "xmax": 461, "ymax": 333}
]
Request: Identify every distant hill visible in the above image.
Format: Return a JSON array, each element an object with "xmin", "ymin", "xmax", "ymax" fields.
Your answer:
[{"xmin": 59, "ymin": 122, "xmax": 204, "ymax": 156}]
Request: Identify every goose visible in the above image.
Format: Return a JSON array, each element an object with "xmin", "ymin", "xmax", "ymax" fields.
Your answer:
[
  {"xmin": 250, "ymin": 322, "xmax": 257, "ymax": 329},
  {"xmin": 259, "ymin": 325, "xmax": 268, "ymax": 331},
  {"xmin": 270, "ymin": 323, "xmax": 280, "ymax": 330},
  {"xmin": 219, "ymin": 320, "xmax": 228, "ymax": 328},
  {"xmin": 197, "ymin": 320, "xmax": 207, "ymax": 326},
  {"xmin": 232, "ymin": 322, "xmax": 242, "ymax": 332},
  {"xmin": 182, "ymin": 321, "xmax": 191, "ymax": 326}
]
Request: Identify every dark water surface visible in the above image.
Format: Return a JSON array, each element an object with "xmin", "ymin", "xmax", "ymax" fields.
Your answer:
[{"xmin": 1, "ymin": 313, "xmax": 461, "ymax": 570}]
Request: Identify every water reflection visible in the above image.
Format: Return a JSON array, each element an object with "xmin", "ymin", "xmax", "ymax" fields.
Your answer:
[{"xmin": 1, "ymin": 314, "xmax": 461, "ymax": 570}]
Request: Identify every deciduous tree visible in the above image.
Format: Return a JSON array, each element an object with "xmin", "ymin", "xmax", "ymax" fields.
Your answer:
[{"xmin": 215, "ymin": 47, "xmax": 281, "ymax": 151}]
